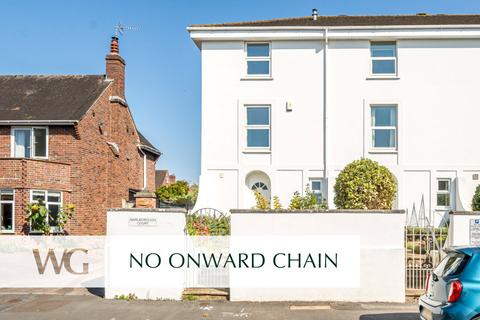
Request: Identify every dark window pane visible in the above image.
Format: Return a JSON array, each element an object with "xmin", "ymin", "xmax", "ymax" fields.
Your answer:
[
  {"xmin": 48, "ymin": 204, "xmax": 60, "ymax": 227},
  {"xmin": 34, "ymin": 128, "xmax": 47, "ymax": 157},
  {"xmin": 312, "ymin": 181, "xmax": 322, "ymax": 191},
  {"xmin": 371, "ymin": 43, "xmax": 396, "ymax": 57},
  {"xmin": 372, "ymin": 107, "xmax": 396, "ymax": 126},
  {"xmin": 32, "ymin": 192, "xmax": 45, "ymax": 202},
  {"xmin": 247, "ymin": 61, "xmax": 270, "ymax": 75},
  {"xmin": 438, "ymin": 180, "xmax": 450, "ymax": 191},
  {"xmin": 1, "ymin": 203, "xmax": 13, "ymax": 231},
  {"xmin": 437, "ymin": 194, "xmax": 450, "ymax": 207},
  {"xmin": 247, "ymin": 129, "xmax": 270, "ymax": 147},
  {"xmin": 373, "ymin": 129, "xmax": 396, "ymax": 148},
  {"xmin": 47, "ymin": 192, "xmax": 61, "ymax": 203},
  {"xmin": 0, "ymin": 191, "xmax": 13, "ymax": 201},
  {"xmin": 247, "ymin": 107, "xmax": 269, "ymax": 125},
  {"xmin": 247, "ymin": 43, "xmax": 269, "ymax": 57}
]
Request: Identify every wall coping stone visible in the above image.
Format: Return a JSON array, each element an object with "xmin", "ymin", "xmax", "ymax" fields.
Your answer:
[
  {"xmin": 450, "ymin": 211, "xmax": 480, "ymax": 216},
  {"xmin": 108, "ymin": 208, "xmax": 187, "ymax": 213},
  {"xmin": 230, "ymin": 209, "xmax": 405, "ymax": 214}
]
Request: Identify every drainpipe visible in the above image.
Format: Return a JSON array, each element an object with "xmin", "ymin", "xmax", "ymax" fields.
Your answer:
[
  {"xmin": 323, "ymin": 28, "xmax": 329, "ymax": 181},
  {"xmin": 137, "ymin": 145, "xmax": 147, "ymax": 190}
]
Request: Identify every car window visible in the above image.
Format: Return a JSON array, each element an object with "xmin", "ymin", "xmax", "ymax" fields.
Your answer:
[{"xmin": 434, "ymin": 252, "xmax": 468, "ymax": 277}]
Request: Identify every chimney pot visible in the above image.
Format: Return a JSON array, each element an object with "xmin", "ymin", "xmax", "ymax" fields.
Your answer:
[
  {"xmin": 110, "ymin": 36, "xmax": 119, "ymax": 54},
  {"xmin": 312, "ymin": 8, "xmax": 318, "ymax": 21}
]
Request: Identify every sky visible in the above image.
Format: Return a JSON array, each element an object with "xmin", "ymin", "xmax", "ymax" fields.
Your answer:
[{"xmin": 0, "ymin": 0, "xmax": 478, "ymax": 183}]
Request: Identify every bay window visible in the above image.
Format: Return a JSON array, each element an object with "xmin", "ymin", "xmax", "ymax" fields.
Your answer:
[{"xmin": 12, "ymin": 127, "xmax": 48, "ymax": 158}]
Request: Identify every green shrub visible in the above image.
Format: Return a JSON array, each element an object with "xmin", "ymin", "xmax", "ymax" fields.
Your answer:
[
  {"xmin": 288, "ymin": 186, "xmax": 328, "ymax": 210},
  {"xmin": 272, "ymin": 196, "xmax": 282, "ymax": 211},
  {"xmin": 186, "ymin": 213, "xmax": 230, "ymax": 236},
  {"xmin": 254, "ymin": 191, "xmax": 270, "ymax": 210},
  {"xmin": 26, "ymin": 200, "xmax": 75, "ymax": 235},
  {"xmin": 334, "ymin": 158, "xmax": 397, "ymax": 209},
  {"xmin": 472, "ymin": 185, "xmax": 480, "ymax": 211}
]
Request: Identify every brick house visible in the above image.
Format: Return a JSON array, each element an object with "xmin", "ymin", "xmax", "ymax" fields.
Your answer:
[
  {"xmin": 0, "ymin": 37, "xmax": 161, "ymax": 235},
  {"xmin": 155, "ymin": 170, "xmax": 176, "ymax": 188}
]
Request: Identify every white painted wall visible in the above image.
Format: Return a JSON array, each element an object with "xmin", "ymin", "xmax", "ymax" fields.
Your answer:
[
  {"xmin": 230, "ymin": 211, "xmax": 405, "ymax": 302},
  {"xmin": 191, "ymin": 29, "xmax": 480, "ymax": 223},
  {"xmin": 448, "ymin": 212, "xmax": 480, "ymax": 246},
  {"xmin": 105, "ymin": 209, "xmax": 186, "ymax": 300}
]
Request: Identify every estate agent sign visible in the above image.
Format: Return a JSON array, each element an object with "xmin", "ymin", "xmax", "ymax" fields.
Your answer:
[{"xmin": 470, "ymin": 219, "xmax": 480, "ymax": 246}]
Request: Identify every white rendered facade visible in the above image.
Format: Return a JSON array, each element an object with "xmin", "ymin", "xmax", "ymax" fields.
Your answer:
[{"xmin": 189, "ymin": 22, "xmax": 480, "ymax": 224}]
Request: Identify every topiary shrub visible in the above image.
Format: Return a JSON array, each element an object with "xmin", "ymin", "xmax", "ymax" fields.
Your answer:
[
  {"xmin": 472, "ymin": 185, "xmax": 480, "ymax": 211},
  {"xmin": 334, "ymin": 158, "xmax": 397, "ymax": 209}
]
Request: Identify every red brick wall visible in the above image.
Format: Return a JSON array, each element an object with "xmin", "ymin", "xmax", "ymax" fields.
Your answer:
[{"xmin": 0, "ymin": 80, "xmax": 158, "ymax": 235}]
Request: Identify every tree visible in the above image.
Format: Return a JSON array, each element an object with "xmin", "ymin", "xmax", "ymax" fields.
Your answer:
[
  {"xmin": 334, "ymin": 158, "xmax": 397, "ymax": 209},
  {"xmin": 156, "ymin": 180, "xmax": 198, "ymax": 209},
  {"xmin": 472, "ymin": 185, "xmax": 480, "ymax": 211}
]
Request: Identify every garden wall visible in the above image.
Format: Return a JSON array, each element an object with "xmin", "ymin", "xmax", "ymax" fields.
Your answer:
[
  {"xmin": 229, "ymin": 210, "xmax": 406, "ymax": 303},
  {"xmin": 105, "ymin": 208, "xmax": 187, "ymax": 300},
  {"xmin": 448, "ymin": 211, "xmax": 480, "ymax": 247}
]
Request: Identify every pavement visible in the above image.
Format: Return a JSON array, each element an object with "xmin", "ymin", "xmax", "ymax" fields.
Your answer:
[{"xmin": 0, "ymin": 289, "xmax": 420, "ymax": 320}]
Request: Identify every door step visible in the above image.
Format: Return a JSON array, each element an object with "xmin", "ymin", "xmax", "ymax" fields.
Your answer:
[{"xmin": 182, "ymin": 288, "xmax": 229, "ymax": 301}]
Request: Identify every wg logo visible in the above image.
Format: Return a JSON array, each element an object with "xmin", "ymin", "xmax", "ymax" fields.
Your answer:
[{"xmin": 32, "ymin": 248, "xmax": 89, "ymax": 275}]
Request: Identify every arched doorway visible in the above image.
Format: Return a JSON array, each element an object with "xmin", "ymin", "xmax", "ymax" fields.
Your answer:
[{"xmin": 245, "ymin": 171, "xmax": 271, "ymax": 204}]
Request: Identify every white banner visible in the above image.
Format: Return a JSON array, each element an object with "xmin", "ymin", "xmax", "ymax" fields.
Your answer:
[{"xmin": 0, "ymin": 235, "xmax": 360, "ymax": 289}]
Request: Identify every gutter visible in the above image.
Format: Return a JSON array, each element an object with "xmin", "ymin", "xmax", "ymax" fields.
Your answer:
[
  {"xmin": 138, "ymin": 144, "xmax": 162, "ymax": 157},
  {"xmin": 187, "ymin": 24, "xmax": 480, "ymax": 31},
  {"xmin": 0, "ymin": 120, "xmax": 78, "ymax": 125}
]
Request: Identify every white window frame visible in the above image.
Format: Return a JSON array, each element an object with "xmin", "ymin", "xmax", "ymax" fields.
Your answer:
[
  {"xmin": 0, "ymin": 189, "xmax": 15, "ymax": 234},
  {"xmin": 30, "ymin": 190, "xmax": 63, "ymax": 233},
  {"xmin": 10, "ymin": 127, "xmax": 49, "ymax": 159},
  {"xmin": 310, "ymin": 179, "xmax": 326, "ymax": 203},
  {"xmin": 371, "ymin": 105, "xmax": 398, "ymax": 151},
  {"xmin": 370, "ymin": 41, "xmax": 397, "ymax": 77},
  {"xmin": 245, "ymin": 105, "xmax": 271, "ymax": 151},
  {"xmin": 436, "ymin": 178, "xmax": 452, "ymax": 210},
  {"xmin": 244, "ymin": 42, "xmax": 271, "ymax": 78}
]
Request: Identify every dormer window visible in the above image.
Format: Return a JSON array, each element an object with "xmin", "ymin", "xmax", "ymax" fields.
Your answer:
[{"xmin": 11, "ymin": 127, "xmax": 48, "ymax": 159}]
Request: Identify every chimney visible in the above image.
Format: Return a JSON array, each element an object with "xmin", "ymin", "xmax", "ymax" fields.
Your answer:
[
  {"xmin": 106, "ymin": 36, "xmax": 126, "ymax": 99},
  {"xmin": 312, "ymin": 8, "xmax": 318, "ymax": 21}
]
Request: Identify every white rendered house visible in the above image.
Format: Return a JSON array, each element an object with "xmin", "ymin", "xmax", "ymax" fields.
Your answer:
[{"xmin": 188, "ymin": 12, "xmax": 480, "ymax": 225}]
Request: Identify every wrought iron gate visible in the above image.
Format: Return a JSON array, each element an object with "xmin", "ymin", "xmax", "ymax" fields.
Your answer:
[{"xmin": 405, "ymin": 197, "xmax": 449, "ymax": 291}]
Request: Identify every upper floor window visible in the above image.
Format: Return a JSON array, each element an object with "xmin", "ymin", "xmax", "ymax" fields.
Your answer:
[
  {"xmin": 12, "ymin": 127, "xmax": 47, "ymax": 159},
  {"xmin": 371, "ymin": 105, "xmax": 397, "ymax": 149},
  {"xmin": 31, "ymin": 190, "xmax": 62, "ymax": 231},
  {"xmin": 246, "ymin": 106, "xmax": 270, "ymax": 149},
  {"xmin": 436, "ymin": 179, "xmax": 452, "ymax": 209},
  {"xmin": 246, "ymin": 43, "xmax": 271, "ymax": 76},
  {"xmin": 370, "ymin": 42, "xmax": 397, "ymax": 75}
]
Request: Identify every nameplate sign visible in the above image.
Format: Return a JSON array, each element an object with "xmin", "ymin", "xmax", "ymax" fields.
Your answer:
[
  {"xmin": 470, "ymin": 219, "xmax": 480, "ymax": 246},
  {"xmin": 128, "ymin": 217, "xmax": 158, "ymax": 227}
]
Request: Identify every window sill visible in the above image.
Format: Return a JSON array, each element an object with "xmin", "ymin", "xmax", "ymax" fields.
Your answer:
[
  {"xmin": 0, "ymin": 230, "xmax": 14, "ymax": 234},
  {"xmin": 242, "ymin": 148, "xmax": 271, "ymax": 154},
  {"xmin": 366, "ymin": 76, "xmax": 400, "ymax": 81},
  {"xmin": 368, "ymin": 149, "xmax": 398, "ymax": 154},
  {"xmin": 240, "ymin": 76, "xmax": 273, "ymax": 81}
]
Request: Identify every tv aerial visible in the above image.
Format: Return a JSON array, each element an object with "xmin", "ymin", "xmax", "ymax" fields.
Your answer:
[{"xmin": 114, "ymin": 23, "xmax": 138, "ymax": 37}]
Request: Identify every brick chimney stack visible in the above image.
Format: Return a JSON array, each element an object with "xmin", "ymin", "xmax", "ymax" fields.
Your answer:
[{"xmin": 106, "ymin": 36, "xmax": 125, "ymax": 99}]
